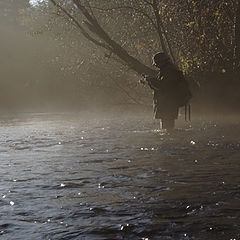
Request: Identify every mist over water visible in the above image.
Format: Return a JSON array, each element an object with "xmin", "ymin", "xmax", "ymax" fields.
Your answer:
[
  {"xmin": 0, "ymin": 20, "xmax": 67, "ymax": 109},
  {"xmin": 0, "ymin": 113, "xmax": 240, "ymax": 240}
]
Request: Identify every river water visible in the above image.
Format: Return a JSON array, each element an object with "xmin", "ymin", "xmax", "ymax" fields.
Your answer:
[{"xmin": 0, "ymin": 113, "xmax": 240, "ymax": 240}]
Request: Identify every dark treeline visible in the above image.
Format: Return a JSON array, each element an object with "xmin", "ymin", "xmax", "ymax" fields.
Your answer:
[{"xmin": 1, "ymin": 0, "xmax": 240, "ymax": 112}]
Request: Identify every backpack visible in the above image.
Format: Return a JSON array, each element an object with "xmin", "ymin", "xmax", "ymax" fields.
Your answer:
[{"xmin": 175, "ymin": 70, "xmax": 192, "ymax": 107}]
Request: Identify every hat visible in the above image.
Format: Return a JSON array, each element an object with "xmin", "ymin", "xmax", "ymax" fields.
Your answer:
[{"xmin": 153, "ymin": 52, "xmax": 169, "ymax": 64}]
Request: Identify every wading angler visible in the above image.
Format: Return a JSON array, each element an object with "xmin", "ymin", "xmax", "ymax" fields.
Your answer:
[{"xmin": 140, "ymin": 52, "xmax": 192, "ymax": 131}]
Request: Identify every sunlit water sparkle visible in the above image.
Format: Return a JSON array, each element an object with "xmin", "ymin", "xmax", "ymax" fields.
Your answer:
[
  {"xmin": 0, "ymin": 113, "xmax": 240, "ymax": 240},
  {"xmin": 29, "ymin": 0, "xmax": 47, "ymax": 7}
]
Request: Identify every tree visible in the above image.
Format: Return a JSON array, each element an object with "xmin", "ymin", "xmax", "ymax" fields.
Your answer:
[
  {"xmin": 48, "ymin": 0, "xmax": 171, "ymax": 76},
  {"xmin": 27, "ymin": 0, "xmax": 240, "ymax": 110}
]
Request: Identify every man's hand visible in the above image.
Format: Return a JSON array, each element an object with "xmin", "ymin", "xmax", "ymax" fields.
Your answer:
[
  {"xmin": 139, "ymin": 78, "xmax": 146, "ymax": 85},
  {"xmin": 139, "ymin": 74, "xmax": 148, "ymax": 85},
  {"xmin": 139, "ymin": 74, "xmax": 155, "ymax": 85}
]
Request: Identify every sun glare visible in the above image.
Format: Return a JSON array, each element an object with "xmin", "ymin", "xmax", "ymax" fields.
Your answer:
[{"xmin": 29, "ymin": 0, "xmax": 47, "ymax": 7}]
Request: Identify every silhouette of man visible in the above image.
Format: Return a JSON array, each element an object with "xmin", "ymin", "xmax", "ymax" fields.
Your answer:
[{"xmin": 143, "ymin": 52, "xmax": 191, "ymax": 131}]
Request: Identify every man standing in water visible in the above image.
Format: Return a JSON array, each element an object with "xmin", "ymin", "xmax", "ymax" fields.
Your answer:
[{"xmin": 141, "ymin": 52, "xmax": 192, "ymax": 131}]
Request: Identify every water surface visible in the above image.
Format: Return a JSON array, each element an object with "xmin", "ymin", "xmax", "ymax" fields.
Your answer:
[{"xmin": 0, "ymin": 113, "xmax": 240, "ymax": 240}]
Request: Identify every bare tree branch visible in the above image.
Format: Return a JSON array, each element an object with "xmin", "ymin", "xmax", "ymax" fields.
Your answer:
[
  {"xmin": 49, "ymin": 0, "xmax": 112, "ymax": 50},
  {"xmin": 49, "ymin": 0, "xmax": 156, "ymax": 76},
  {"xmin": 71, "ymin": 0, "xmax": 156, "ymax": 75}
]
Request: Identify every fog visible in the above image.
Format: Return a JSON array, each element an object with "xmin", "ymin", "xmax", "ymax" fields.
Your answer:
[
  {"xmin": 0, "ymin": 2, "xmax": 87, "ymax": 111},
  {"xmin": 1, "ymin": 1, "xmax": 239, "ymax": 115},
  {"xmin": 0, "ymin": 18, "xmax": 144, "ymax": 112},
  {"xmin": 0, "ymin": 22, "xmax": 53, "ymax": 107}
]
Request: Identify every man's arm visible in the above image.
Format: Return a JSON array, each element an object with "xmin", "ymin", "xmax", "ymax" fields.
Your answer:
[{"xmin": 142, "ymin": 75, "xmax": 162, "ymax": 91}]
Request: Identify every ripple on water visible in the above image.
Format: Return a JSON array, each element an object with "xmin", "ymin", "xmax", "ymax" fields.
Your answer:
[{"xmin": 1, "ymin": 116, "xmax": 240, "ymax": 239}]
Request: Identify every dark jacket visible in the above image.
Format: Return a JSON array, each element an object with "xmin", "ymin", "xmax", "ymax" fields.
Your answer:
[{"xmin": 147, "ymin": 63, "xmax": 191, "ymax": 119}]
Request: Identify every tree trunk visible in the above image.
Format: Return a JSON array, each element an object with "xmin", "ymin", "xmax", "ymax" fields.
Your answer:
[{"xmin": 152, "ymin": 0, "xmax": 175, "ymax": 64}]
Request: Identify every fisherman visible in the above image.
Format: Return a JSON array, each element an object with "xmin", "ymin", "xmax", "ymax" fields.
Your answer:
[{"xmin": 141, "ymin": 52, "xmax": 192, "ymax": 131}]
